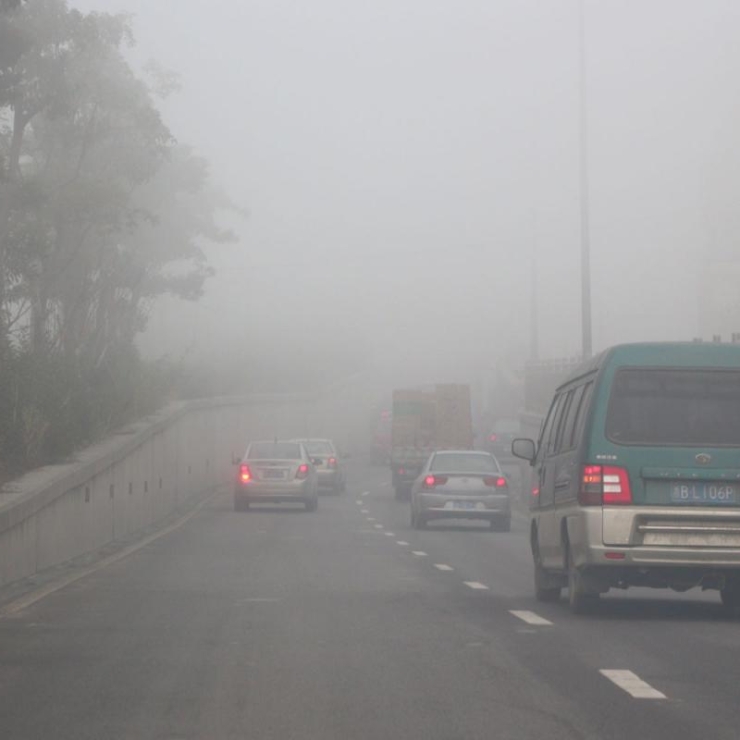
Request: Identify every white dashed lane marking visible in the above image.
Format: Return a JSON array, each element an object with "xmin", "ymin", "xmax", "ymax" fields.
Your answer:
[
  {"xmin": 384, "ymin": 532, "xmax": 395, "ymax": 537},
  {"xmin": 434, "ymin": 564, "xmax": 454, "ymax": 572},
  {"xmin": 362, "ymin": 491, "xmax": 370, "ymax": 497},
  {"xmin": 600, "ymin": 670, "xmax": 666, "ymax": 700},
  {"xmin": 411, "ymin": 551, "xmax": 428, "ymax": 557},
  {"xmin": 464, "ymin": 582, "xmax": 489, "ymax": 590},
  {"xmin": 356, "ymin": 500, "xmax": 363, "ymax": 505},
  {"xmin": 374, "ymin": 524, "xmax": 384, "ymax": 529},
  {"xmin": 361, "ymin": 509, "xmax": 369, "ymax": 514},
  {"xmin": 396, "ymin": 541, "xmax": 409, "ymax": 546},
  {"xmin": 510, "ymin": 610, "xmax": 553, "ymax": 626},
  {"xmin": 367, "ymin": 518, "xmax": 376, "ymax": 522}
]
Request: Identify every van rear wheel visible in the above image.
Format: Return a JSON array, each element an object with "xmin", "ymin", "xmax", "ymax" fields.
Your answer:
[
  {"xmin": 567, "ymin": 548, "xmax": 599, "ymax": 614},
  {"xmin": 532, "ymin": 533, "xmax": 561, "ymax": 602}
]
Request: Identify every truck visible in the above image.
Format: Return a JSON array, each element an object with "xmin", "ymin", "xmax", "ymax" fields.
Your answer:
[{"xmin": 390, "ymin": 384, "xmax": 474, "ymax": 499}]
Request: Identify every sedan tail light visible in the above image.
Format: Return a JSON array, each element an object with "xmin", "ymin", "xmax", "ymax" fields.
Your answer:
[
  {"xmin": 328, "ymin": 457, "xmax": 337, "ymax": 468},
  {"xmin": 295, "ymin": 463, "xmax": 310, "ymax": 480},
  {"xmin": 423, "ymin": 475, "xmax": 448, "ymax": 488},
  {"xmin": 239, "ymin": 464, "xmax": 252, "ymax": 484},
  {"xmin": 483, "ymin": 476, "xmax": 508, "ymax": 488}
]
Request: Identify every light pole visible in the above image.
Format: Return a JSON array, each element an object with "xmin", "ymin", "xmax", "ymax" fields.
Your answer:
[{"xmin": 578, "ymin": 0, "xmax": 593, "ymax": 358}]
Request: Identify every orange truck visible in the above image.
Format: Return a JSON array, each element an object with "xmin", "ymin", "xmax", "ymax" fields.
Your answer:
[{"xmin": 390, "ymin": 384, "xmax": 473, "ymax": 499}]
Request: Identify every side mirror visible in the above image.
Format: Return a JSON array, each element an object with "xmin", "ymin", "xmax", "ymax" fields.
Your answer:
[{"xmin": 511, "ymin": 438, "xmax": 536, "ymax": 464}]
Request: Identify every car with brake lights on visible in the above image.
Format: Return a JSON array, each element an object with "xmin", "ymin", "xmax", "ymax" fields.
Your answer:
[
  {"xmin": 513, "ymin": 342, "xmax": 740, "ymax": 614},
  {"xmin": 409, "ymin": 450, "xmax": 511, "ymax": 531},
  {"xmin": 234, "ymin": 440, "xmax": 319, "ymax": 512},
  {"xmin": 291, "ymin": 438, "xmax": 347, "ymax": 493}
]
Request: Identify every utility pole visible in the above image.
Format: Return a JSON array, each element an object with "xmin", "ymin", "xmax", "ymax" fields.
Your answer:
[{"xmin": 578, "ymin": 0, "xmax": 593, "ymax": 358}]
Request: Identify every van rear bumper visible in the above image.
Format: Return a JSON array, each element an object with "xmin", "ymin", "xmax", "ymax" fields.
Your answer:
[{"xmin": 580, "ymin": 543, "xmax": 740, "ymax": 569}]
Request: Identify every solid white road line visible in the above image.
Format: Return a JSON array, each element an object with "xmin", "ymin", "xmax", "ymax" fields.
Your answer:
[
  {"xmin": 434, "ymin": 564, "xmax": 454, "ymax": 572},
  {"xmin": 411, "ymin": 551, "xmax": 428, "ymax": 557},
  {"xmin": 396, "ymin": 541, "xmax": 410, "ymax": 546},
  {"xmin": 599, "ymin": 670, "xmax": 666, "ymax": 699},
  {"xmin": 464, "ymin": 581, "xmax": 489, "ymax": 590},
  {"xmin": 510, "ymin": 610, "xmax": 553, "ymax": 626}
]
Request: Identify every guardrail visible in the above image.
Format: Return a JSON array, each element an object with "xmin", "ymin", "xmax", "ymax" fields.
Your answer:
[{"xmin": 0, "ymin": 393, "xmax": 328, "ymax": 590}]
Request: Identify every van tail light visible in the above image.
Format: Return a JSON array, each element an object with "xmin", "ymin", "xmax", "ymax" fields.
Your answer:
[
  {"xmin": 423, "ymin": 475, "xmax": 448, "ymax": 488},
  {"xmin": 579, "ymin": 465, "xmax": 632, "ymax": 505},
  {"xmin": 483, "ymin": 476, "xmax": 508, "ymax": 488},
  {"xmin": 239, "ymin": 464, "xmax": 252, "ymax": 484},
  {"xmin": 398, "ymin": 467, "xmax": 406, "ymax": 476},
  {"xmin": 296, "ymin": 463, "xmax": 310, "ymax": 480},
  {"xmin": 328, "ymin": 457, "xmax": 337, "ymax": 468}
]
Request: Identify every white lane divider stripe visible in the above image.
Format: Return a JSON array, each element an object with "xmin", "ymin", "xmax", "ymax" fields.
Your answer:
[
  {"xmin": 396, "ymin": 541, "xmax": 409, "ymax": 546},
  {"xmin": 600, "ymin": 670, "xmax": 666, "ymax": 699},
  {"xmin": 510, "ymin": 610, "xmax": 553, "ymax": 626},
  {"xmin": 361, "ymin": 509, "xmax": 369, "ymax": 514},
  {"xmin": 374, "ymin": 524, "xmax": 384, "ymax": 529},
  {"xmin": 362, "ymin": 491, "xmax": 370, "ymax": 497},
  {"xmin": 434, "ymin": 564, "xmax": 454, "ymax": 572},
  {"xmin": 464, "ymin": 581, "xmax": 489, "ymax": 590},
  {"xmin": 367, "ymin": 517, "xmax": 376, "ymax": 522},
  {"xmin": 356, "ymin": 500, "xmax": 363, "ymax": 505},
  {"xmin": 412, "ymin": 551, "xmax": 428, "ymax": 557},
  {"xmin": 384, "ymin": 532, "xmax": 395, "ymax": 537}
]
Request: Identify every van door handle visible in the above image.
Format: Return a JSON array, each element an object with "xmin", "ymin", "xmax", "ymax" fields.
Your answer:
[{"xmin": 554, "ymin": 478, "xmax": 571, "ymax": 490}]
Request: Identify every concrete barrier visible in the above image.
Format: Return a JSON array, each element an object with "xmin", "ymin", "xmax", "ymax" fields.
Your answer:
[{"xmin": 0, "ymin": 393, "xmax": 347, "ymax": 590}]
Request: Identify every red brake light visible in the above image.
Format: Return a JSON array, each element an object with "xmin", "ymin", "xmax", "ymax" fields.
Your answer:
[
  {"xmin": 531, "ymin": 486, "xmax": 540, "ymax": 497},
  {"xmin": 398, "ymin": 468, "xmax": 406, "ymax": 476},
  {"xmin": 296, "ymin": 463, "xmax": 310, "ymax": 480},
  {"xmin": 328, "ymin": 457, "xmax": 337, "ymax": 468},
  {"xmin": 579, "ymin": 465, "xmax": 632, "ymax": 505},
  {"xmin": 423, "ymin": 475, "xmax": 448, "ymax": 488},
  {"xmin": 483, "ymin": 476, "xmax": 508, "ymax": 487},
  {"xmin": 602, "ymin": 466, "xmax": 632, "ymax": 505},
  {"xmin": 489, "ymin": 434, "xmax": 498, "ymax": 442},
  {"xmin": 239, "ymin": 464, "xmax": 252, "ymax": 484}
]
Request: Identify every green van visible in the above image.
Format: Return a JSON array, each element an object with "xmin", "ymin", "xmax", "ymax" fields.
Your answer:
[{"xmin": 512, "ymin": 342, "xmax": 740, "ymax": 613}]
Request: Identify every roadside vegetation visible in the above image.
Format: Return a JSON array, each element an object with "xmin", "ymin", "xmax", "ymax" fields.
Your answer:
[{"xmin": 0, "ymin": 0, "xmax": 235, "ymax": 479}]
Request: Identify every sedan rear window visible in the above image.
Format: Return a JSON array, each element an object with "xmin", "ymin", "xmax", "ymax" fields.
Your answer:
[
  {"xmin": 248, "ymin": 442, "xmax": 303, "ymax": 460},
  {"xmin": 430, "ymin": 453, "xmax": 499, "ymax": 472},
  {"xmin": 606, "ymin": 368, "xmax": 740, "ymax": 446},
  {"xmin": 301, "ymin": 441, "xmax": 334, "ymax": 455}
]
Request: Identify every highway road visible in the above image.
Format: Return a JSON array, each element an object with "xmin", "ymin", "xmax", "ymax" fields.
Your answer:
[{"xmin": 1, "ymin": 460, "xmax": 740, "ymax": 739}]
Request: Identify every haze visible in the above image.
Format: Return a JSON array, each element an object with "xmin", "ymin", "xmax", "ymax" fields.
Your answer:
[{"xmin": 72, "ymin": 0, "xmax": 740, "ymax": 389}]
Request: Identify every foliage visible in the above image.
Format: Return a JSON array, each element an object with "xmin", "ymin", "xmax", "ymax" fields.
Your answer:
[{"xmin": 0, "ymin": 0, "xmax": 235, "ymax": 481}]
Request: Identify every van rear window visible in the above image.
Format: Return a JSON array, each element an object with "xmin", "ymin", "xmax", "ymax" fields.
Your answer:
[{"xmin": 606, "ymin": 368, "xmax": 740, "ymax": 446}]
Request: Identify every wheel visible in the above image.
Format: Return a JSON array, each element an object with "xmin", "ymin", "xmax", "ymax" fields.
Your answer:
[
  {"xmin": 720, "ymin": 577, "xmax": 740, "ymax": 609},
  {"xmin": 411, "ymin": 508, "xmax": 427, "ymax": 530},
  {"xmin": 567, "ymin": 547, "xmax": 598, "ymax": 614},
  {"xmin": 394, "ymin": 485, "xmax": 405, "ymax": 501},
  {"xmin": 305, "ymin": 497, "xmax": 318, "ymax": 512},
  {"xmin": 234, "ymin": 497, "xmax": 249, "ymax": 512},
  {"xmin": 532, "ymin": 533, "xmax": 561, "ymax": 602},
  {"xmin": 489, "ymin": 515, "xmax": 511, "ymax": 532}
]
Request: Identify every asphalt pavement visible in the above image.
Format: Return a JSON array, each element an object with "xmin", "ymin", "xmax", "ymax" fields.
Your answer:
[{"xmin": 1, "ymin": 460, "xmax": 740, "ymax": 739}]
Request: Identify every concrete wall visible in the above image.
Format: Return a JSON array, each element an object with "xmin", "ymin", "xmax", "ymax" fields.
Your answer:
[{"xmin": 0, "ymin": 393, "xmax": 341, "ymax": 590}]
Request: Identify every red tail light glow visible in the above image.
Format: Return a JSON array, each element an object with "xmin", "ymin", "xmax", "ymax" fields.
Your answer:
[
  {"xmin": 579, "ymin": 465, "xmax": 632, "ymax": 505},
  {"xmin": 328, "ymin": 457, "xmax": 337, "ymax": 468},
  {"xmin": 398, "ymin": 468, "xmax": 406, "ymax": 476},
  {"xmin": 423, "ymin": 475, "xmax": 448, "ymax": 488},
  {"xmin": 296, "ymin": 463, "xmax": 310, "ymax": 480},
  {"xmin": 483, "ymin": 476, "xmax": 508, "ymax": 487},
  {"xmin": 239, "ymin": 464, "xmax": 252, "ymax": 484},
  {"xmin": 489, "ymin": 434, "xmax": 498, "ymax": 442}
]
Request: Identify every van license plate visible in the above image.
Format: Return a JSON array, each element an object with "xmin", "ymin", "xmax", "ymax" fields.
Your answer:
[{"xmin": 670, "ymin": 483, "xmax": 738, "ymax": 504}]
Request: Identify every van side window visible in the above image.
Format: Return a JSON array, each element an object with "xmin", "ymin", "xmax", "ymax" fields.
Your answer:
[
  {"xmin": 558, "ymin": 385, "xmax": 586, "ymax": 453},
  {"xmin": 537, "ymin": 394, "xmax": 562, "ymax": 461},
  {"xmin": 544, "ymin": 393, "xmax": 567, "ymax": 457},
  {"xmin": 572, "ymin": 382, "xmax": 594, "ymax": 446}
]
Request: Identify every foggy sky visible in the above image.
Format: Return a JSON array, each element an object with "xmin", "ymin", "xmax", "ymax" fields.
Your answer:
[{"xmin": 71, "ymin": 0, "xmax": 740, "ymax": 387}]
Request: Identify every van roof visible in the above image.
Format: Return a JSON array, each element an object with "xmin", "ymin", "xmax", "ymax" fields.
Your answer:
[{"xmin": 558, "ymin": 342, "xmax": 740, "ymax": 390}]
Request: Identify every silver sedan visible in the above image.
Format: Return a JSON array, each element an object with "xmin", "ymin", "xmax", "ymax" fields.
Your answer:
[
  {"xmin": 410, "ymin": 450, "xmax": 511, "ymax": 531},
  {"xmin": 234, "ymin": 441, "xmax": 319, "ymax": 512}
]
